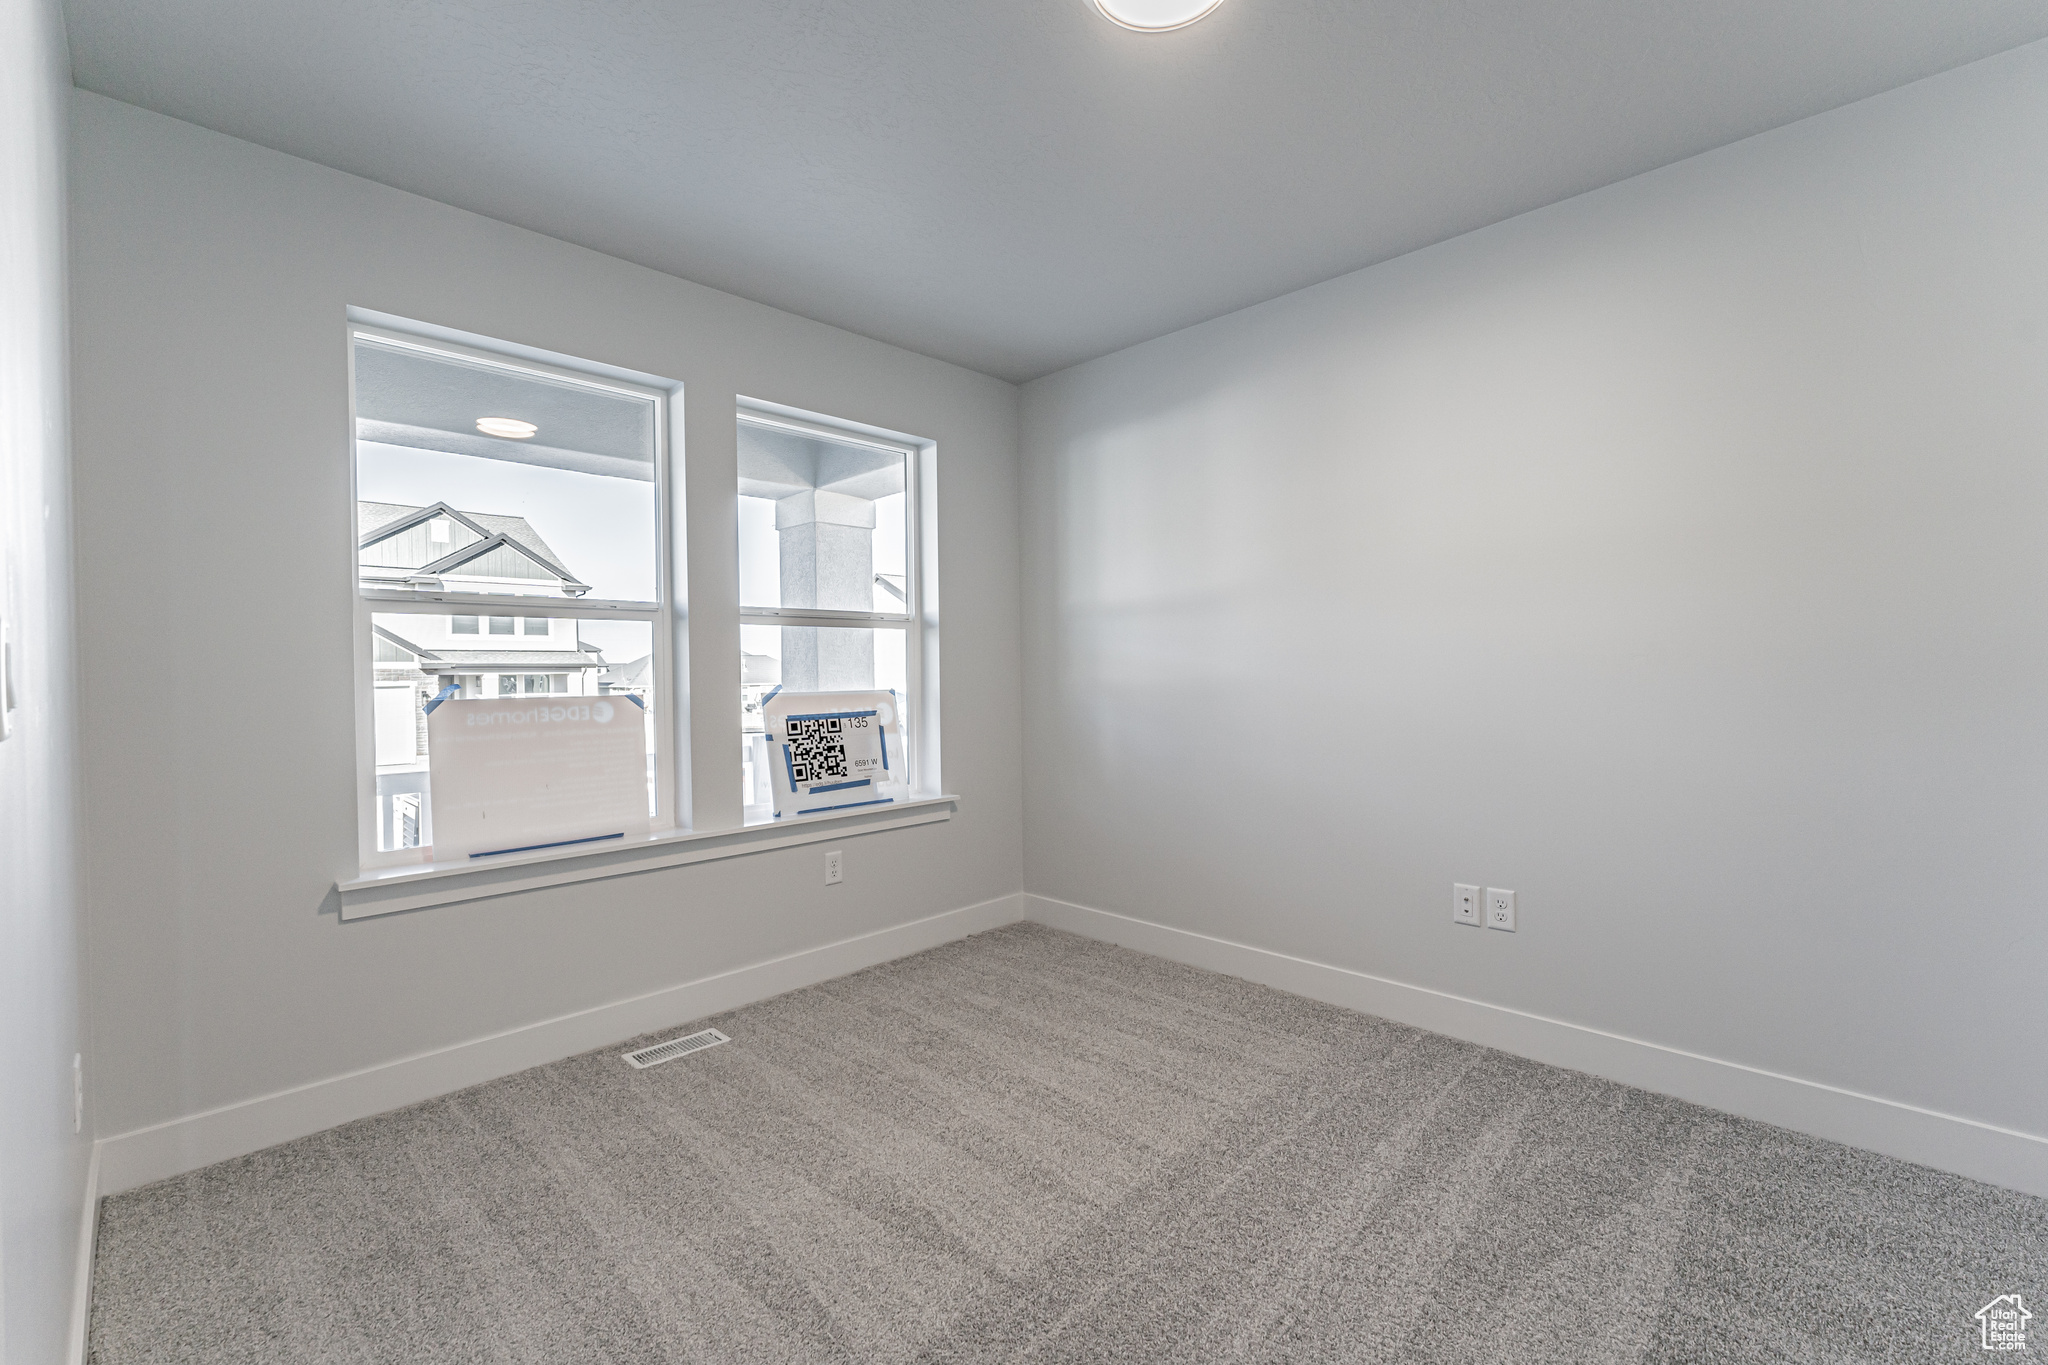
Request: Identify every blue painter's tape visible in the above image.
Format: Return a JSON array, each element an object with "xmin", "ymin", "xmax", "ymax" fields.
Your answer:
[
  {"xmin": 470, "ymin": 832, "xmax": 625, "ymax": 859},
  {"xmin": 795, "ymin": 798, "xmax": 895, "ymax": 815},
  {"xmin": 879, "ymin": 724, "xmax": 888, "ymax": 770},
  {"xmin": 782, "ymin": 743, "xmax": 798, "ymax": 792},
  {"xmin": 761, "ymin": 684, "xmax": 782, "ymax": 706},
  {"xmin": 807, "ymin": 778, "xmax": 871, "ymax": 794},
  {"xmin": 621, "ymin": 693, "xmax": 646, "ymax": 710},
  {"xmin": 422, "ymin": 684, "xmax": 460, "ymax": 715}
]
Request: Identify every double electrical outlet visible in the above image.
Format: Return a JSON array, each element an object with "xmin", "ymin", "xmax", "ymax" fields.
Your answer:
[{"xmin": 1453, "ymin": 884, "xmax": 1516, "ymax": 932}]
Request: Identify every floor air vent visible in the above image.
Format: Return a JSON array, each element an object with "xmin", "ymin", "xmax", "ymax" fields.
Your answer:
[{"xmin": 623, "ymin": 1028, "xmax": 730, "ymax": 1069}]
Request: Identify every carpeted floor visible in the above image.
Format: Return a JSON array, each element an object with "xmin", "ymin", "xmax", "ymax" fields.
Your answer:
[{"xmin": 90, "ymin": 923, "xmax": 2046, "ymax": 1363}]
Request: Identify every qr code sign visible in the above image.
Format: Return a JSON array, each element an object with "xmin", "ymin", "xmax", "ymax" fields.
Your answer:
[{"xmin": 787, "ymin": 716, "xmax": 851, "ymax": 785}]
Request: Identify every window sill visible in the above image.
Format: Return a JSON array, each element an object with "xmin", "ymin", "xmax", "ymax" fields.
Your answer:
[{"xmin": 336, "ymin": 794, "xmax": 958, "ymax": 921}]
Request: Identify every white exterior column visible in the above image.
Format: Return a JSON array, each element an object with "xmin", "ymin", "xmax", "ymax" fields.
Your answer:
[{"xmin": 776, "ymin": 488, "xmax": 875, "ymax": 690}]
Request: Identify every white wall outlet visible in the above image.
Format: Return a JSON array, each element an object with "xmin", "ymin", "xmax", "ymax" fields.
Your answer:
[
  {"xmin": 824, "ymin": 849, "xmax": 843, "ymax": 885},
  {"xmin": 72, "ymin": 1054, "xmax": 83, "ymax": 1133},
  {"xmin": 1485, "ymin": 888, "xmax": 1516, "ymax": 932},
  {"xmin": 1453, "ymin": 884, "xmax": 1482, "ymax": 926}
]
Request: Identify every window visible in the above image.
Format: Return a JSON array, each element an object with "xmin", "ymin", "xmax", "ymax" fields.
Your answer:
[
  {"xmin": 736, "ymin": 406, "xmax": 925, "ymax": 823},
  {"xmin": 352, "ymin": 323, "xmax": 672, "ymax": 866}
]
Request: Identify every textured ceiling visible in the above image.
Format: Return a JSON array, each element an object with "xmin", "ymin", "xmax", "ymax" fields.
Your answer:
[{"xmin": 64, "ymin": 1, "xmax": 2048, "ymax": 381}]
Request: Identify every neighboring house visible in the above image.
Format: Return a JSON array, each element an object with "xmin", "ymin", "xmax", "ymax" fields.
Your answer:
[
  {"xmin": 361, "ymin": 500, "xmax": 609, "ymax": 848},
  {"xmin": 739, "ymin": 650, "xmax": 780, "ymax": 735},
  {"xmin": 596, "ymin": 653, "xmax": 653, "ymax": 707},
  {"xmin": 739, "ymin": 650, "xmax": 783, "ymax": 809},
  {"xmin": 359, "ymin": 499, "xmax": 592, "ymax": 596}
]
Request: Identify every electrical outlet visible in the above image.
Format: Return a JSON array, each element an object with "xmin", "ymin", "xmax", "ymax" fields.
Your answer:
[
  {"xmin": 1453, "ymin": 884, "xmax": 1482, "ymax": 926},
  {"xmin": 72, "ymin": 1054, "xmax": 82, "ymax": 1134},
  {"xmin": 824, "ymin": 849, "xmax": 843, "ymax": 885},
  {"xmin": 1485, "ymin": 888, "xmax": 1516, "ymax": 932}
]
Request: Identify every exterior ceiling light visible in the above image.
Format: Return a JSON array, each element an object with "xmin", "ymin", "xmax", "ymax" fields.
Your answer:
[
  {"xmin": 476, "ymin": 417, "xmax": 538, "ymax": 439},
  {"xmin": 1093, "ymin": 0, "xmax": 1226, "ymax": 31}
]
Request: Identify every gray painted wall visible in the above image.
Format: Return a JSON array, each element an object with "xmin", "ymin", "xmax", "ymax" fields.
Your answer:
[
  {"xmin": 69, "ymin": 92, "xmax": 1022, "ymax": 1144},
  {"xmin": 1020, "ymin": 40, "xmax": 2048, "ymax": 1145},
  {"xmin": 0, "ymin": 0, "xmax": 89, "ymax": 1360}
]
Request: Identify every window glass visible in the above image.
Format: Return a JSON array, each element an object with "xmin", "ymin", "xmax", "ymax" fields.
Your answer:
[
  {"xmin": 354, "ymin": 336, "xmax": 659, "ymax": 603},
  {"xmin": 368, "ymin": 613, "xmax": 656, "ymax": 853},
  {"xmin": 870, "ymin": 490, "xmax": 908, "ymax": 612},
  {"xmin": 740, "ymin": 624, "xmax": 906, "ymax": 818},
  {"xmin": 355, "ymin": 327, "xmax": 675, "ymax": 870},
  {"xmin": 736, "ymin": 421, "xmax": 907, "ymax": 614}
]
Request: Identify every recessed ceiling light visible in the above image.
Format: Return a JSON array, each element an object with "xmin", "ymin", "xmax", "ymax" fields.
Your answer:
[
  {"xmin": 476, "ymin": 417, "xmax": 538, "ymax": 439},
  {"xmin": 1093, "ymin": 0, "xmax": 1225, "ymax": 32}
]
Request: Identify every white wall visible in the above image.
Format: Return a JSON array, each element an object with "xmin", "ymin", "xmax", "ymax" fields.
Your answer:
[
  {"xmin": 70, "ymin": 93, "xmax": 1022, "ymax": 1165},
  {"xmin": 1022, "ymin": 41, "xmax": 2048, "ymax": 1180},
  {"xmin": 0, "ymin": 0, "xmax": 90, "ymax": 1359}
]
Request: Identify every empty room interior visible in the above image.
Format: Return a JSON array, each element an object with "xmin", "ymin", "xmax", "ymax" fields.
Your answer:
[{"xmin": 6, "ymin": 0, "xmax": 2048, "ymax": 1360}]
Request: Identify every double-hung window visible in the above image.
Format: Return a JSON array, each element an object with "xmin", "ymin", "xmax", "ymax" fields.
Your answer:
[
  {"xmin": 736, "ymin": 405, "xmax": 925, "ymax": 824},
  {"xmin": 350, "ymin": 323, "xmax": 675, "ymax": 868}
]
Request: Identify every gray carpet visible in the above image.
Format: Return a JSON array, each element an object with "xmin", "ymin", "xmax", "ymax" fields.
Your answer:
[{"xmin": 90, "ymin": 923, "xmax": 2046, "ymax": 1364}]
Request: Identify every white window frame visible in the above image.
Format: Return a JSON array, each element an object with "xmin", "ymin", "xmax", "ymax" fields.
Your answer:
[
  {"xmin": 349, "ymin": 321, "xmax": 679, "ymax": 872},
  {"xmin": 735, "ymin": 402, "xmax": 934, "ymax": 820}
]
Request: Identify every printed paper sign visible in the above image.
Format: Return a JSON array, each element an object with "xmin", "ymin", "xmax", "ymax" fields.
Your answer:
[
  {"xmin": 427, "ymin": 696, "xmax": 648, "ymax": 859},
  {"xmin": 762, "ymin": 690, "xmax": 904, "ymax": 819}
]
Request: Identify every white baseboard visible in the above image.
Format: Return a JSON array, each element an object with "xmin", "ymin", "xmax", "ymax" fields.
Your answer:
[
  {"xmin": 1023, "ymin": 894, "xmax": 2048, "ymax": 1198},
  {"xmin": 97, "ymin": 893, "xmax": 1027, "ymax": 1196},
  {"xmin": 68, "ymin": 1140, "xmax": 100, "ymax": 1365},
  {"xmin": 94, "ymin": 889, "xmax": 2047, "ymax": 1202}
]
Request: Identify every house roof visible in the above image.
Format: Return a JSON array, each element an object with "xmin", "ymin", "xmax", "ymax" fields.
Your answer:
[
  {"xmin": 358, "ymin": 501, "xmax": 421, "ymax": 541},
  {"xmin": 357, "ymin": 501, "xmax": 586, "ymax": 588},
  {"xmin": 600, "ymin": 654, "xmax": 653, "ymax": 688},
  {"xmin": 411, "ymin": 533, "xmax": 589, "ymax": 591},
  {"xmin": 372, "ymin": 624, "xmax": 604, "ymax": 671}
]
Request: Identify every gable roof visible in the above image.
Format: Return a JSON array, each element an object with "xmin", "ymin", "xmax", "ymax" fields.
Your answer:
[
  {"xmin": 358, "ymin": 500, "xmax": 589, "ymax": 593},
  {"xmin": 412, "ymin": 533, "xmax": 587, "ymax": 590}
]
